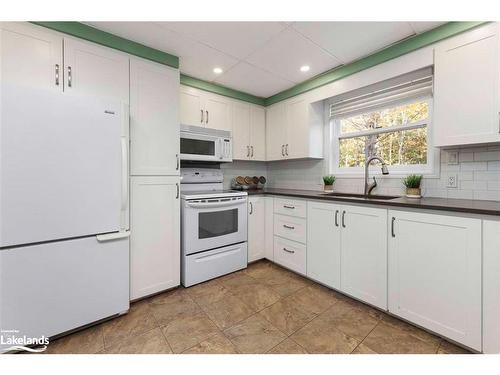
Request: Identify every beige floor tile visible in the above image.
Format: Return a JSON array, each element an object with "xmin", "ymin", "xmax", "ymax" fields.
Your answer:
[
  {"xmin": 362, "ymin": 321, "xmax": 440, "ymax": 354},
  {"xmin": 291, "ymin": 317, "xmax": 359, "ymax": 354},
  {"xmin": 224, "ymin": 314, "xmax": 287, "ymax": 354},
  {"xmin": 352, "ymin": 343, "xmax": 378, "ymax": 354},
  {"xmin": 265, "ymin": 271, "xmax": 310, "ymax": 297},
  {"xmin": 185, "ymin": 280, "xmax": 231, "ymax": 307},
  {"xmin": 259, "ymin": 297, "xmax": 316, "ymax": 336},
  {"xmin": 437, "ymin": 339, "xmax": 471, "ymax": 354},
  {"xmin": 162, "ymin": 313, "xmax": 219, "ymax": 353},
  {"xmin": 149, "ymin": 288, "xmax": 201, "ymax": 326},
  {"xmin": 183, "ymin": 332, "xmax": 238, "ymax": 354},
  {"xmin": 231, "ymin": 283, "xmax": 281, "ymax": 312},
  {"xmin": 319, "ymin": 300, "xmax": 379, "ymax": 341},
  {"xmin": 243, "ymin": 260, "xmax": 277, "ymax": 280},
  {"xmin": 381, "ymin": 315, "xmax": 441, "ymax": 346},
  {"xmin": 45, "ymin": 325, "xmax": 104, "ymax": 354},
  {"xmin": 267, "ymin": 338, "xmax": 308, "ymax": 354},
  {"xmin": 201, "ymin": 294, "xmax": 256, "ymax": 330},
  {"xmin": 101, "ymin": 300, "xmax": 157, "ymax": 347},
  {"xmin": 104, "ymin": 328, "xmax": 172, "ymax": 354},
  {"xmin": 288, "ymin": 284, "xmax": 339, "ymax": 315},
  {"xmin": 218, "ymin": 273, "xmax": 258, "ymax": 292}
]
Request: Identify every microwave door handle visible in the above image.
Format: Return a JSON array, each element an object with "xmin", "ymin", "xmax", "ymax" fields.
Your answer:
[{"xmin": 186, "ymin": 199, "xmax": 246, "ymax": 209}]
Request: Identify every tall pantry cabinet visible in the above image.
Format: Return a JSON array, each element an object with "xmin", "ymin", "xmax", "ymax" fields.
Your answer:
[{"xmin": 129, "ymin": 57, "xmax": 181, "ymax": 300}]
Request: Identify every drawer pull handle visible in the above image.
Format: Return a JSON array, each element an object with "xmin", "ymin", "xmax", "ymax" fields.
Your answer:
[
  {"xmin": 283, "ymin": 224, "xmax": 295, "ymax": 230},
  {"xmin": 341, "ymin": 210, "xmax": 346, "ymax": 228},
  {"xmin": 283, "ymin": 247, "xmax": 295, "ymax": 254},
  {"xmin": 283, "ymin": 205, "xmax": 295, "ymax": 209},
  {"xmin": 335, "ymin": 210, "xmax": 339, "ymax": 227}
]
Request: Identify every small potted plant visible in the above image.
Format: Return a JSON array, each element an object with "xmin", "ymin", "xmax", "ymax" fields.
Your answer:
[
  {"xmin": 402, "ymin": 174, "xmax": 423, "ymax": 198},
  {"xmin": 323, "ymin": 175, "xmax": 336, "ymax": 192}
]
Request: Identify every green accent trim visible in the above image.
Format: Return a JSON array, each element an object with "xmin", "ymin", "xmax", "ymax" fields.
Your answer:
[
  {"xmin": 31, "ymin": 22, "xmax": 179, "ymax": 68},
  {"xmin": 180, "ymin": 74, "xmax": 266, "ymax": 106},
  {"xmin": 265, "ymin": 22, "xmax": 487, "ymax": 106}
]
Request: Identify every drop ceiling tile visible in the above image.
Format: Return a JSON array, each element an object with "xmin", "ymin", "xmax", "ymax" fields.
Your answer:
[
  {"xmin": 214, "ymin": 62, "xmax": 294, "ymax": 97},
  {"xmin": 246, "ymin": 27, "xmax": 342, "ymax": 83},
  {"xmin": 155, "ymin": 22, "xmax": 288, "ymax": 59},
  {"xmin": 292, "ymin": 22, "xmax": 416, "ymax": 63},
  {"xmin": 409, "ymin": 22, "xmax": 446, "ymax": 34}
]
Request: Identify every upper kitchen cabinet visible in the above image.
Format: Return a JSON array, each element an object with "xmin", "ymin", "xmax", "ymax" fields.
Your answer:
[
  {"xmin": 130, "ymin": 58, "xmax": 180, "ymax": 176},
  {"xmin": 434, "ymin": 23, "xmax": 500, "ymax": 147},
  {"xmin": 0, "ymin": 23, "xmax": 63, "ymax": 92},
  {"xmin": 232, "ymin": 101, "xmax": 266, "ymax": 161},
  {"xmin": 266, "ymin": 95, "xmax": 324, "ymax": 161},
  {"xmin": 63, "ymin": 38, "xmax": 129, "ymax": 104},
  {"xmin": 179, "ymin": 85, "xmax": 231, "ymax": 131}
]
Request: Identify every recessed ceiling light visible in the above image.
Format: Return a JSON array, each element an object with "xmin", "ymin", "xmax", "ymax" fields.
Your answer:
[
  {"xmin": 300, "ymin": 65, "xmax": 310, "ymax": 72},
  {"xmin": 213, "ymin": 67, "xmax": 223, "ymax": 74}
]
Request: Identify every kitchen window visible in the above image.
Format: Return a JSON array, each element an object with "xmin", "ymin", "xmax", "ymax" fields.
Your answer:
[{"xmin": 329, "ymin": 67, "xmax": 437, "ymax": 175}]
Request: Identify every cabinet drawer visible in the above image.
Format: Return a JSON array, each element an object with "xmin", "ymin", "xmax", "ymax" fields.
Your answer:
[
  {"xmin": 274, "ymin": 214, "xmax": 306, "ymax": 244},
  {"xmin": 274, "ymin": 236, "xmax": 306, "ymax": 275},
  {"xmin": 274, "ymin": 198, "xmax": 307, "ymax": 218}
]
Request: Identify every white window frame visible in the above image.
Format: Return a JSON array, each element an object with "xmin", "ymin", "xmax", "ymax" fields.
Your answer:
[{"xmin": 329, "ymin": 95, "xmax": 439, "ymax": 177}]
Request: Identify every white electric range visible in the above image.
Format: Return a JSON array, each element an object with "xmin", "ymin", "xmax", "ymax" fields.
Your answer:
[{"xmin": 180, "ymin": 168, "xmax": 248, "ymax": 287}]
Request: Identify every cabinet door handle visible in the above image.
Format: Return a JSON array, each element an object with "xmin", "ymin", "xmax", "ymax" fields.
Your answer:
[
  {"xmin": 341, "ymin": 210, "xmax": 346, "ymax": 228},
  {"xmin": 285, "ymin": 144, "xmax": 289, "ymax": 156},
  {"xmin": 206, "ymin": 110, "xmax": 209, "ymax": 124},
  {"xmin": 281, "ymin": 145, "xmax": 285, "ymax": 156},
  {"xmin": 176, "ymin": 183, "xmax": 179, "ymax": 199},
  {"xmin": 391, "ymin": 217, "xmax": 396, "ymax": 237},
  {"xmin": 55, "ymin": 64, "xmax": 60, "ymax": 86},
  {"xmin": 283, "ymin": 205, "xmax": 295, "ymax": 209},
  {"xmin": 201, "ymin": 109, "xmax": 204, "ymax": 123},
  {"xmin": 249, "ymin": 201, "xmax": 253, "ymax": 215},
  {"xmin": 247, "ymin": 146, "xmax": 250, "ymax": 157},
  {"xmin": 283, "ymin": 247, "xmax": 295, "ymax": 254},
  {"xmin": 283, "ymin": 224, "xmax": 295, "ymax": 230},
  {"xmin": 67, "ymin": 66, "xmax": 72, "ymax": 88},
  {"xmin": 251, "ymin": 146, "xmax": 254, "ymax": 157},
  {"xmin": 176, "ymin": 154, "xmax": 180, "ymax": 170},
  {"xmin": 335, "ymin": 210, "xmax": 339, "ymax": 227}
]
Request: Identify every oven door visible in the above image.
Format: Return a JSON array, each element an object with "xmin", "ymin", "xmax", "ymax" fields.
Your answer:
[
  {"xmin": 180, "ymin": 132, "xmax": 219, "ymax": 162},
  {"xmin": 182, "ymin": 196, "xmax": 247, "ymax": 255}
]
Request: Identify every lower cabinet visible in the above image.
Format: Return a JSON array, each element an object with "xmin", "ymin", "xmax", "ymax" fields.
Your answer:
[
  {"xmin": 248, "ymin": 196, "xmax": 266, "ymax": 262},
  {"xmin": 340, "ymin": 205, "xmax": 388, "ymax": 310},
  {"xmin": 274, "ymin": 235, "xmax": 306, "ymax": 275},
  {"xmin": 307, "ymin": 201, "xmax": 341, "ymax": 289},
  {"xmin": 482, "ymin": 219, "xmax": 500, "ymax": 353},
  {"xmin": 130, "ymin": 176, "xmax": 180, "ymax": 300},
  {"xmin": 388, "ymin": 210, "xmax": 482, "ymax": 351}
]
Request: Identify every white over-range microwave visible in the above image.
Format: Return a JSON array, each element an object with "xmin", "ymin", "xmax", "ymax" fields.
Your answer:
[{"xmin": 180, "ymin": 124, "xmax": 232, "ymax": 162}]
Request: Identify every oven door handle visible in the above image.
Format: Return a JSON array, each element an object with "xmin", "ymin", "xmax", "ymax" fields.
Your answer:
[{"xmin": 186, "ymin": 199, "xmax": 246, "ymax": 209}]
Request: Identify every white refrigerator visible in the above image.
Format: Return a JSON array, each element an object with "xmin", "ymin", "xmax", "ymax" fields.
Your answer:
[{"xmin": 0, "ymin": 86, "xmax": 130, "ymax": 352}]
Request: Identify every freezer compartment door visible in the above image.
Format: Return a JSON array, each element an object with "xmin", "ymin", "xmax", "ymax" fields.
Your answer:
[
  {"xmin": 0, "ymin": 235, "xmax": 129, "ymax": 352},
  {"xmin": 0, "ymin": 86, "xmax": 124, "ymax": 247},
  {"xmin": 182, "ymin": 242, "xmax": 247, "ymax": 287}
]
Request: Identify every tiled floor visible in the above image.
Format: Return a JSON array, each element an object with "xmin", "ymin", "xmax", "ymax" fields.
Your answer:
[{"xmin": 43, "ymin": 260, "xmax": 472, "ymax": 354}]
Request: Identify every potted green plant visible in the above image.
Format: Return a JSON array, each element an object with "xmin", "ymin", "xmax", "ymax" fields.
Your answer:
[
  {"xmin": 323, "ymin": 175, "xmax": 336, "ymax": 192},
  {"xmin": 402, "ymin": 174, "xmax": 423, "ymax": 198}
]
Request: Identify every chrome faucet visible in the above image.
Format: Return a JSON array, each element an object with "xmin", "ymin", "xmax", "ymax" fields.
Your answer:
[{"xmin": 364, "ymin": 155, "xmax": 389, "ymax": 196}]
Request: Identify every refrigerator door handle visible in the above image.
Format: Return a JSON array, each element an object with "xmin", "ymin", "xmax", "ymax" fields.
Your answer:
[
  {"xmin": 121, "ymin": 137, "xmax": 128, "ymax": 211},
  {"xmin": 96, "ymin": 231, "xmax": 130, "ymax": 242}
]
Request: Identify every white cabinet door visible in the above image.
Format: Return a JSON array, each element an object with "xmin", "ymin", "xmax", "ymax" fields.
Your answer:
[
  {"xmin": 482, "ymin": 219, "xmax": 500, "ymax": 353},
  {"xmin": 180, "ymin": 86, "xmax": 204, "ymax": 126},
  {"xmin": 307, "ymin": 201, "xmax": 341, "ymax": 289},
  {"xmin": 264, "ymin": 197, "xmax": 274, "ymax": 261},
  {"xmin": 63, "ymin": 37, "xmax": 129, "ymax": 103},
  {"xmin": 388, "ymin": 210, "xmax": 481, "ymax": 351},
  {"xmin": 266, "ymin": 103, "xmax": 286, "ymax": 161},
  {"xmin": 130, "ymin": 176, "xmax": 180, "ymax": 300},
  {"xmin": 285, "ymin": 98, "xmax": 309, "ymax": 159},
  {"xmin": 250, "ymin": 105, "xmax": 266, "ymax": 160},
  {"xmin": 205, "ymin": 94, "xmax": 231, "ymax": 131},
  {"xmin": 130, "ymin": 58, "xmax": 180, "ymax": 176},
  {"xmin": 248, "ymin": 196, "xmax": 266, "ymax": 262},
  {"xmin": 274, "ymin": 236, "xmax": 307, "ymax": 275},
  {"xmin": 434, "ymin": 24, "xmax": 500, "ymax": 147},
  {"xmin": 0, "ymin": 23, "xmax": 63, "ymax": 92},
  {"xmin": 340, "ymin": 204, "xmax": 387, "ymax": 310},
  {"xmin": 231, "ymin": 102, "xmax": 251, "ymax": 160}
]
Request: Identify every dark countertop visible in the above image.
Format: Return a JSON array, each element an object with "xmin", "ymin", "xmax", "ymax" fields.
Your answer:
[{"xmin": 246, "ymin": 188, "xmax": 500, "ymax": 216}]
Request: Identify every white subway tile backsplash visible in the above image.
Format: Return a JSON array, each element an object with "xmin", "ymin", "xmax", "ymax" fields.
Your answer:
[
  {"xmin": 474, "ymin": 150, "xmax": 500, "ymax": 161},
  {"xmin": 447, "ymin": 189, "xmax": 474, "ymax": 200},
  {"xmin": 487, "ymin": 161, "xmax": 500, "ymax": 170},
  {"xmin": 460, "ymin": 161, "xmax": 488, "ymax": 171},
  {"xmin": 473, "ymin": 190, "xmax": 500, "ymax": 201},
  {"xmin": 459, "ymin": 152, "xmax": 474, "ymax": 162}
]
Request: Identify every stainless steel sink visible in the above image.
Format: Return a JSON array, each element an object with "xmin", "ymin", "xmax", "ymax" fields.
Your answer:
[{"xmin": 321, "ymin": 192, "xmax": 400, "ymax": 200}]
